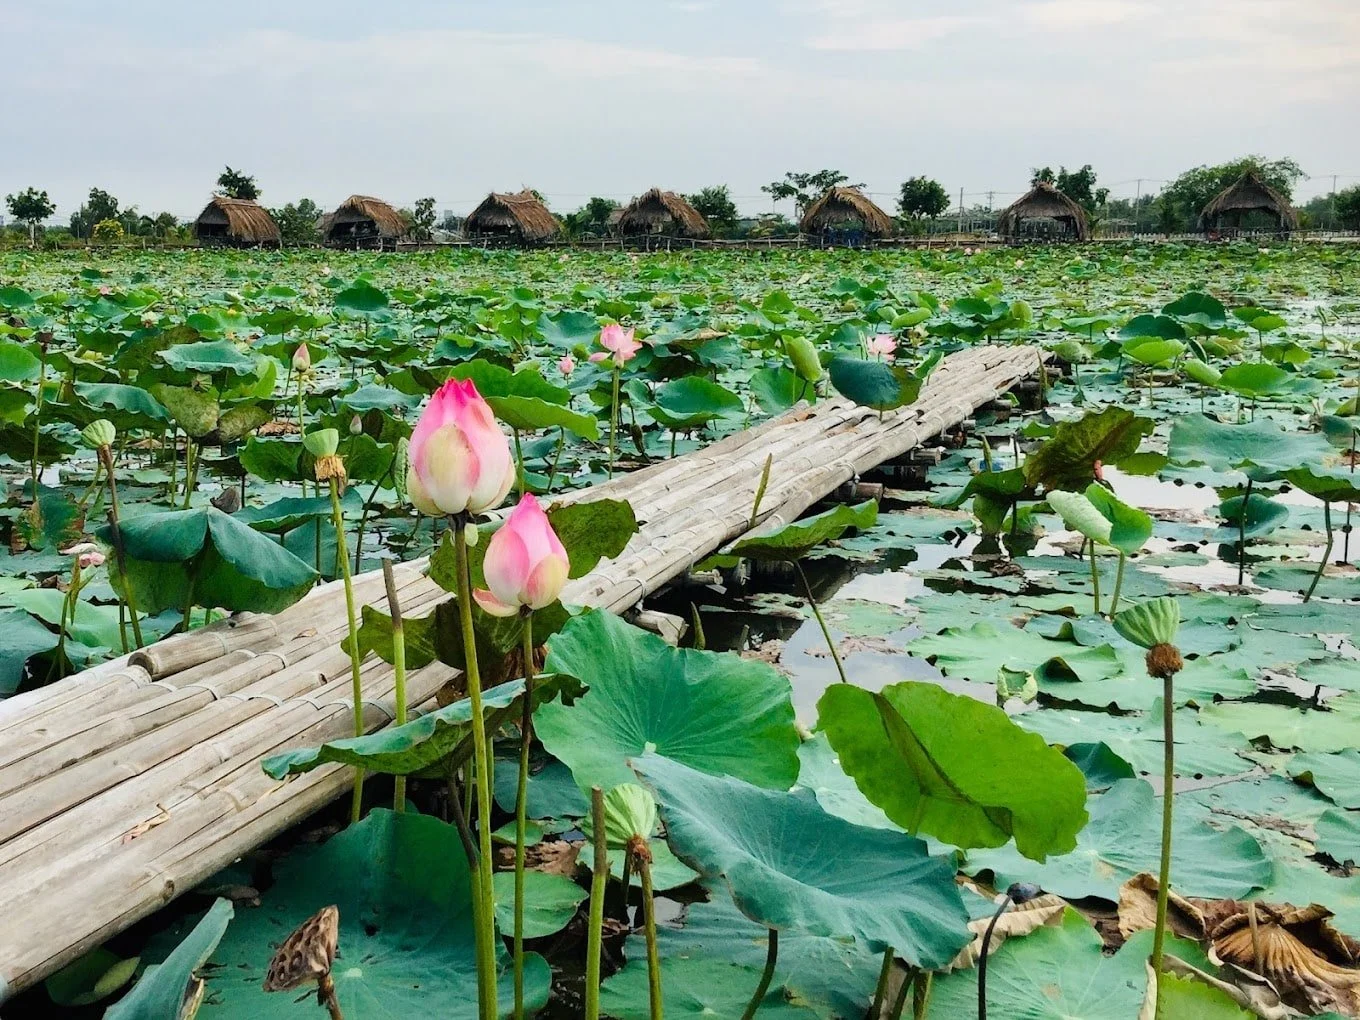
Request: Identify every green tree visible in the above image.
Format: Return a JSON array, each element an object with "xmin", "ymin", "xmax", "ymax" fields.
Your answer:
[
  {"xmin": 271, "ymin": 199, "xmax": 322, "ymax": 245},
  {"xmin": 216, "ymin": 166, "xmax": 260, "ymax": 200},
  {"xmin": 582, "ymin": 197, "xmax": 618, "ymax": 234},
  {"xmin": 153, "ymin": 212, "xmax": 181, "ymax": 238},
  {"xmin": 1032, "ymin": 165, "xmax": 1108, "ymax": 216},
  {"xmin": 762, "ymin": 170, "xmax": 863, "ymax": 216},
  {"xmin": 1157, "ymin": 155, "xmax": 1305, "ymax": 232},
  {"xmin": 686, "ymin": 185, "xmax": 739, "ymax": 233},
  {"xmin": 898, "ymin": 176, "xmax": 949, "ymax": 222},
  {"xmin": 410, "ymin": 197, "xmax": 436, "ymax": 241},
  {"xmin": 1336, "ymin": 186, "xmax": 1360, "ymax": 230},
  {"xmin": 5, "ymin": 187, "xmax": 56, "ymax": 244},
  {"xmin": 92, "ymin": 219, "xmax": 125, "ymax": 244},
  {"xmin": 70, "ymin": 188, "xmax": 120, "ymax": 238}
]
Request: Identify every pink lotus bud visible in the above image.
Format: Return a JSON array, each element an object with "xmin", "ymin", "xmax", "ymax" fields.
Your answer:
[
  {"xmin": 473, "ymin": 494, "xmax": 570, "ymax": 617},
  {"xmin": 349, "ymin": 414, "xmax": 364, "ymax": 435},
  {"xmin": 405, "ymin": 378, "xmax": 515, "ymax": 517},
  {"xmin": 292, "ymin": 344, "xmax": 311, "ymax": 374},
  {"xmin": 595, "ymin": 323, "xmax": 642, "ymax": 368},
  {"xmin": 62, "ymin": 542, "xmax": 106, "ymax": 570},
  {"xmin": 867, "ymin": 334, "xmax": 897, "ymax": 358},
  {"xmin": 558, "ymin": 355, "xmax": 576, "ymax": 376}
]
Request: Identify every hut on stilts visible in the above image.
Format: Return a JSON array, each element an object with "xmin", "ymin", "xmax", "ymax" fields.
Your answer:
[
  {"xmin": 616, "ymin": 189, "xmax": 710, "ymax": 245},
  {"xmin": 997, "ymin": 182, "xmax": 1090, "ymax": 242},
  {"xmin": 462, "ymin": 190, "xmax": 561, "ymax": 245},
  {"xmin": 193, "ymin": 196, "xmax": 281, "ymax": 248},
  {"xmin": 323, "ymin": 195, "xmax": 408, "ymax": 250},
  {"xmin": 799, "ymin": 187, "xmax": 895, "ymax": 246},
  {"xmin": 1199, "ymin": 171, "xmax": 1297, "ymax": 238}
]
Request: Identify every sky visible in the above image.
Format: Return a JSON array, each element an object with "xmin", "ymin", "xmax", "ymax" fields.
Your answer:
[{"xmin": 4, "ymin": 0, "xmax": 1359, "ymax": 222}]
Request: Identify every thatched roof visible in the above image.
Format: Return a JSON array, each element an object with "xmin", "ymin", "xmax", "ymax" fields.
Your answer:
[
  {"xmin": 997, "ymin": 183, "xmax": 1090, "ymax": 241},
  {"xmin": 463, "ymin": 190, "xmax": 560, "ymax": 243},
  {"xmin": 800, "ymin": 187, "xmax": 895, "ymax": 237},
  {"xmin": 325, "ymin": 195, "xmax": 407, "ymax": 241},
  {"xmin": 616, "ymin": 188, "xmax": 710, "ymax": 238},
  {"xmin": 194, "ymin": 196, "xmax": 280, "ymax": 244},
  {"xmin": 1200, "ymin": 171, "xmax": 1297, "ymax": 231}
]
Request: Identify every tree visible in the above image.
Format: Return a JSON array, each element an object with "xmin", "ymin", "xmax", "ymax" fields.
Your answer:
[
  {"xmin": 410, "ymin": 197, "xmax": 436, "ymax": 241},
  {"xmin": 582, "ymin": 197, "xmax": 618, "ymax": 234},
  {"xmin": 762, "ymin": 170, "xmax": 863, "ymax": 216},
  {"xmin": 92, "ymin": 219, "xmax": 124, "ymax": 244},
  {"xmin": 897, "ymin": 176, "xmax": 949, "ymax": 222},
  {"xmin": 5, "ymin": 188, "xmax": 56, "ymax": 244},
  {"xmin": 1157, "ymin": 155, "xmax": 1305, "ymax": 233},
  {"xmin": 70, "ymin": 188, "xmax": 120, "ymax": 238},
  {"xmin": 687, "ymin": 185, "xmax": 739, "ymax": 233},
  {"xmin": 153, "ymin": 212, "xmax": 181, "ymax": 238},
  {"xmin": 1030, "ymin": 167, "xmax": 1057, "ymax": 185},
  {"xmin": 216, "ymin": 166, "xmax": 260, "ymax": 200},
  {"xmin": 271, "ymin": 199, "xmax": 322, "ymax": 245},
  {"xmin": 1336, "ymin": 186, "xmax": 1360, "ymax": 231}
]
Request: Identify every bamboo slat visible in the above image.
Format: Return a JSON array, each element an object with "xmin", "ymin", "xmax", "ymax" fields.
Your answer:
[{"xmin": 0, "ymin": 344, "xmax": 1046, "ymax": 998}]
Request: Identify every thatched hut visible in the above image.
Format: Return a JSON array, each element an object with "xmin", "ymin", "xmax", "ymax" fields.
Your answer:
[
  {"xmin": 616, "ymin": 189, "xmax": 710, "ymax": 239},
  {"xmin": 324, "ymin": 195, "xmax": 407, "ymax": 249},
  {"xmin": 193, "ymin": 196, "xmax": 281, "ymax": 247},
  {"xmin": 1199, "ymin": 171, "xmax": 1297, "ymax": 236},
  {"xmin": 997, "ymin": 183, "xmax": 1090, "ymax": 241},
  {"xmin": 800, "ymin": 187, "xmax": 895, "ymax": 244},
  {"xmin": 463, "ymin": 190, "xmax": 560, "ymax": 244}
]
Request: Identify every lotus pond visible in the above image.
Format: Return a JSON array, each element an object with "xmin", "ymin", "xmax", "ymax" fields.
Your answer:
[{"xmin": 3, "ymin": 241, "xmax": 1360, "ymax": 1019}]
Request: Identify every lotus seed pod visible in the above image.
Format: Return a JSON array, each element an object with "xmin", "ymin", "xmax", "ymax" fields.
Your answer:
[
  {"xmin": 1112, "ymin": 596, "xmax": 1180, "ymax": 650},
  {"xmin": 303, "ymin": 428, "xmax": 340, "ymax": 459},
  {"xmin": 787, "ymin": 336, "xmax": 823, "ymax": 383},
  {"xmin": 81, "ymin": 418, "xmax": 117, "ymax": 451}
]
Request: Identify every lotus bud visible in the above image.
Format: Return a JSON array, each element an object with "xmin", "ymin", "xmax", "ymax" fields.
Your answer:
[
  {"xmin": 405, "ymin": 379, "xmax": 515, "ymax": 517},
  {"xmin": 558, "ymin": 354, "xmax": 576, "ymax": 376},
  {"xmin": 292, "ymin": 343, "xmax": 311, "ymax": 374},
  {"xmin": 787, "ymin": 336, "xmax": 823, "ymax": 383},
  {"xmin": 472, "ymin": 494, "xmax": 569, "ymax": 617},
  {"xmin": 464, "ymin": 521, "xmax": 479, "ymax": 547},
  {"xmin": 81, "ymin": 419, "xmax": 117, "ymax": 451},
  {"xmin": 1112, "ymin": 597, "xmax": 1183, "ymax": 679},
  {"xmin": 349, "ymin": 413, "xmax": 364, "ymax": 436}
]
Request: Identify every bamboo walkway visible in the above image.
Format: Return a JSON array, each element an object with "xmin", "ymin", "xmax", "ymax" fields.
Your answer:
[{"xmin": 0, "ymin": 343, "xmax": 1047, "ymax": 998}]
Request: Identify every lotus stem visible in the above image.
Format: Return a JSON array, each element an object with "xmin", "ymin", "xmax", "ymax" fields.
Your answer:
[
  {"xmin": 546, "ymin": 426, "xmax": 566, "ymax": 493},
  {"xmin": 1088, "ymin": 542, "xmax": 1101, "ymax": 616},
  {"xmin": 632, "ymin": 839, "xmax": 663, "ymax": 1020},
  {"xmin": 795, "ymin": 561, "xmax": 848, "ymax": 684},
  {"xmin": 870, "ymin": 949, "xmax": 894, "ymax": 1018},
  {"xmin": 978, "ymin": 891, "xmax": 1015, "ymax": 1020},
  {"xmin": 318, "ymin": 974, "xmax": 344, "ymax": 1020},
  {"xmin": 29, "ymin": 342, "xmax": 47, "ymax": 503},
  {"xmin": 381, "ymin": 559, "xmax": 407, "ymax": 813},
  {"xmin": 1148, "ymin": 645, "xmax": 1184, "ymax": 1019},
  {"xmin": 102, "ymin": 446, "xmax": 144, "ymax": 649},
  {"xmin": 887, "ymin": 967, "xmax": 915, "ymax": 1020},
  {"xmin": 740, "ymin": 928, "xmax": 778, "ymax": 1020},
  {"xmin": 585, "ymin": 786, "xmax": 608, "ymax": 1020},
  {"xmin": 181, "ymin": 441, "xmax": 200, "ymax": 509},
  {"xmin": 1237, "ymin": 478, "xmax": 1253, "ymax": 586},
  {"xmin": 608, "ymin": 367, "xmax": 620, "ymax": 479},
  {"xmin": 456, "ymin": 517, "xmax": 500, "ymax": 1020},
  {"xmin": 1304, "ymin": 501, "xmax": 1333, "ymax": 603},
  {"xmin": 1109, "ymin": 553, "xmax": 1127, "ymax": 617},
  {"xmin": 912, "ymin": 972, "xmax": 932, "ymax": 1020},
  {"xmin": 749, "ymin": 454, "xmax": 772, "ymax": 530},
  {"xmin": 330, "ymin": 478, "xmax": 365, "ymax": 824},
  {"xmin": 513, "ymin": 611, "xmax": 535, "ymax": 1020},
  {"xmin": 513, "ymin": 428, "xmax": 526, "ymax": 498}
]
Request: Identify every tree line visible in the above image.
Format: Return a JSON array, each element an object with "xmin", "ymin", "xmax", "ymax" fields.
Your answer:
[{"xmin": 7, "ymin": 156, "xmax": 1359, "ymax": 246}]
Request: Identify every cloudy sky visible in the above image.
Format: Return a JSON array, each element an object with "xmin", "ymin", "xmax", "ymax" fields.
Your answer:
[{"xmin": 5, "ymin": 0, "xmax": 1359, "ymax": 221}]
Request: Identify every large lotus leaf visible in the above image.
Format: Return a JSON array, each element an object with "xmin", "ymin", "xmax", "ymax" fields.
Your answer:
[
  {"xmin": 926, "ymin": 909, "xmax": 1204, "ymax": 1020},
  {"xmin": 601, "ymin": 958, "xmax": 819, "ymax": 1020},
  {"xmin": 107, "ymin": 898, "xmax": 233, "ymax": 1020},
  {"xmin": 151, "ymin": 384, "xmax": 219, "ymax": 438},
  {"xmin": 1123, "ymin": 337, "xmax": 1185, "ymax": 365},
  {"xmin": 1022, "ymin": 406, "xmax": 1154, "ymax": 491},
  {"xmin": 1083, "ymin": 483, "xmax": 1152, "ymax": 555},
  {"xmin": 818, "ymin": 681, "xmax": 1088, "ymax": 859},
  {"xmin": 732, "ymin": 500, "xmax": 877, "ymax": 562},
  {"xmin": 0, "ymin": 588, "xmax": 123, "ymax": 652},
  {"xmin": 1166, "ymin": 413, "xmax": 1333, "ymax": 475},
  {"xmin": 536, "ymin": 610, "xmax": 799, "ymax": 792},
  {"xmin": 828, "ymin": 355, "xmax": 926, "ymax": 411},
  {"xmin": 491, "ymin": 870, "xmax": 586, "ymax": 938},
  {"xmin": 198, "ymin": 810, "xmax": 549, "ymax": 1018},
  {"xmin": 0, "ymin": 607, "xmax": 63, "ymax": 695},
  {"xmin": 1218, "ymin": 492, "xmax": 1288, "ymax": 540},
  {"xmin": 445, "ymin": 361, "xmax": 570, "ymax": 405},
  {"xmin": 647, "ymin": 377, "xmax": 743, "ymax": 430},
  {"xmin": 333, "ymin": 280, "xmax": 390, "ymax": 316},
  {"xmin": 1119, "ymin": 313, "xmax": 1186, "ymax": 341},
  {"xmin": 1201, "ymin": 695, "xmax": 1360, "ymax": 752},
  {"xmin": 97, "ymin": 507, "xmax": 317, "ymax": 615},
  {"xmin": 486, "ymin": 394, "xmax": 599, "ymax": 439},
  {"xmin": 1046, "ymin": 489, "xmax": 1112, "ymax": 544},
  {"xmin": 0, "ymin": 339, "xmax": 42, "ymax": 383},
  {"xmin": 750, "ymin": 365, "xmax": 813, "ymax": 414},
  {"xmin": 1290, "ymin": 750, "xmax": 1360, "ymax": 808},
  {"xmin": 965, "ymin": 779, "xmax": 1269, "ymax": 901},
  {"xmin": 1281, "ymin": 465, "xmax": 1360, "ymax": 503},
  {"xmin": 72, "ymin": 382, "xmax": 171, "ymax": 428},
  {"xmin": 238, "ymin": 436, "xmax": 302, "ymax": 482},
  {"xmin": 1316, "ymin": 808, "xmax": 1360, "ymax": 865},
  {"xmin": 235, "ymin": 492, "xmax": 362, "ymax": 533},
  {"xmin": 537, "ymin": 309, "xmax": 601, "ymax": 349},
  {"xmin": 215, "ymin": 403, "xmax": 271, "ymax": 443},
  {"xmin": 795, "ymin": 732, "xmax": 897, "ymax": 831},
  {"xmin": 545, "ymin": 498, "xmax": 638, "ymax": 578},
  {"xmin": 263, "ymin": 674, "xmax": 581, "ymax": 779},
  {"xmin": 337, "ymin": 383, "xmax": 419, "ymax": 413},
  {"xmin": 0, "ymin": 286, "xmax": 35, "ymax": 309},
  {"xmin": 633, "ymin": 754, "xmax": 971, "ymax": 969},
  {"xmin": 158, "ymin": 339, "xmax": 258, "ymax": 376},
  {"xmin": 338, "ymin": 602, "xmax": 438, "ymax": 670},
  {"xmin": 909, "ymin": 619, "xmax": 1131, "ymax": 686},
  {"xmin": 1218, "ymin": 362, "xmax": 1309, "ymax": 398},
  {"xmin": 1164, "ymin": 291, "xmax": 1227, "ymax": 327}
]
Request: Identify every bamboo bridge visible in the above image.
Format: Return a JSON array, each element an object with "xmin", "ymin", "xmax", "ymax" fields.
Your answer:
[{"xmin": 0, "ymin": 344, "xmax": 1048, "ymax": 998}]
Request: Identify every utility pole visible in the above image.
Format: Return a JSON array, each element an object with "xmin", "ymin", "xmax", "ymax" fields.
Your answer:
[
  {"xmin": 1333, "ymin": 174, "xmax": 1339, "ymax": 229},
  {"xmin": 1134, "ymin": 179, "xmax": 1143, "ymax": 234},
  {"xmin": 958, "ymin": 187, "xmax": 964, "ymax": 235}
]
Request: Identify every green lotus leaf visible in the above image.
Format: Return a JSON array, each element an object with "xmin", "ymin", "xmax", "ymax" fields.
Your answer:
[
  {"xmin": 1111, "ymin": 597, "xmax": 1180, "ymax": 650},
  {"xmin": 1023, "ymin": 406, "xmax": 1154, "ymax": 492},
  {"xmin": 731, "ymin": 500, "xmax": 877, "ymax": 562},
  {"xmin": 158, "ymin": 339, "xmax": 258, "ymax": 376},
  {"xmin": 106, "ymin": 899, "xmax": 233, "ymax": 1020}
]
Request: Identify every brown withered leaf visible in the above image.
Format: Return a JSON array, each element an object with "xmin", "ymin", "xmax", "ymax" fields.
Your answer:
[
  {"xmin": 495, "ymin": 838, "xmax": 581, "ymax": 877},
  {"xmin": 264, "ymin": 905, "xmax": 339, "ymax": 993},
  {"xmin": 940, "ymin": 891, "xmax": 1067, "ymax": 973},
  {"xmin": 1117, "ymin": 873, "xmax": 1208, "ymax": 942}
]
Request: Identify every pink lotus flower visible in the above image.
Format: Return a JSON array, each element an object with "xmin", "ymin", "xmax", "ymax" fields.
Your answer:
[
  {"xmin": 292, "ymin": 344, "xmax": 311, "ymax": 373},
  {"xmin": 62, "ymin": 542, "xmax": 105, "ymax": 570},
  {"xmin": 406, "ymin": 378, "xmax": 515, "ymax": 517},
  {"xmin": 473, "ymin": 494, "xmax": 570, "ymax": 617},
  {"xmin": 867, "ymin": 334, "xmax": 897, "ymax": 359},
  {"xmin": 558, "ymin": 355, "xmax": 576, "ymax": 376},
  {"xmin": 588, "ymin": 324, "xmax": 642, "ymax": 367}
]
